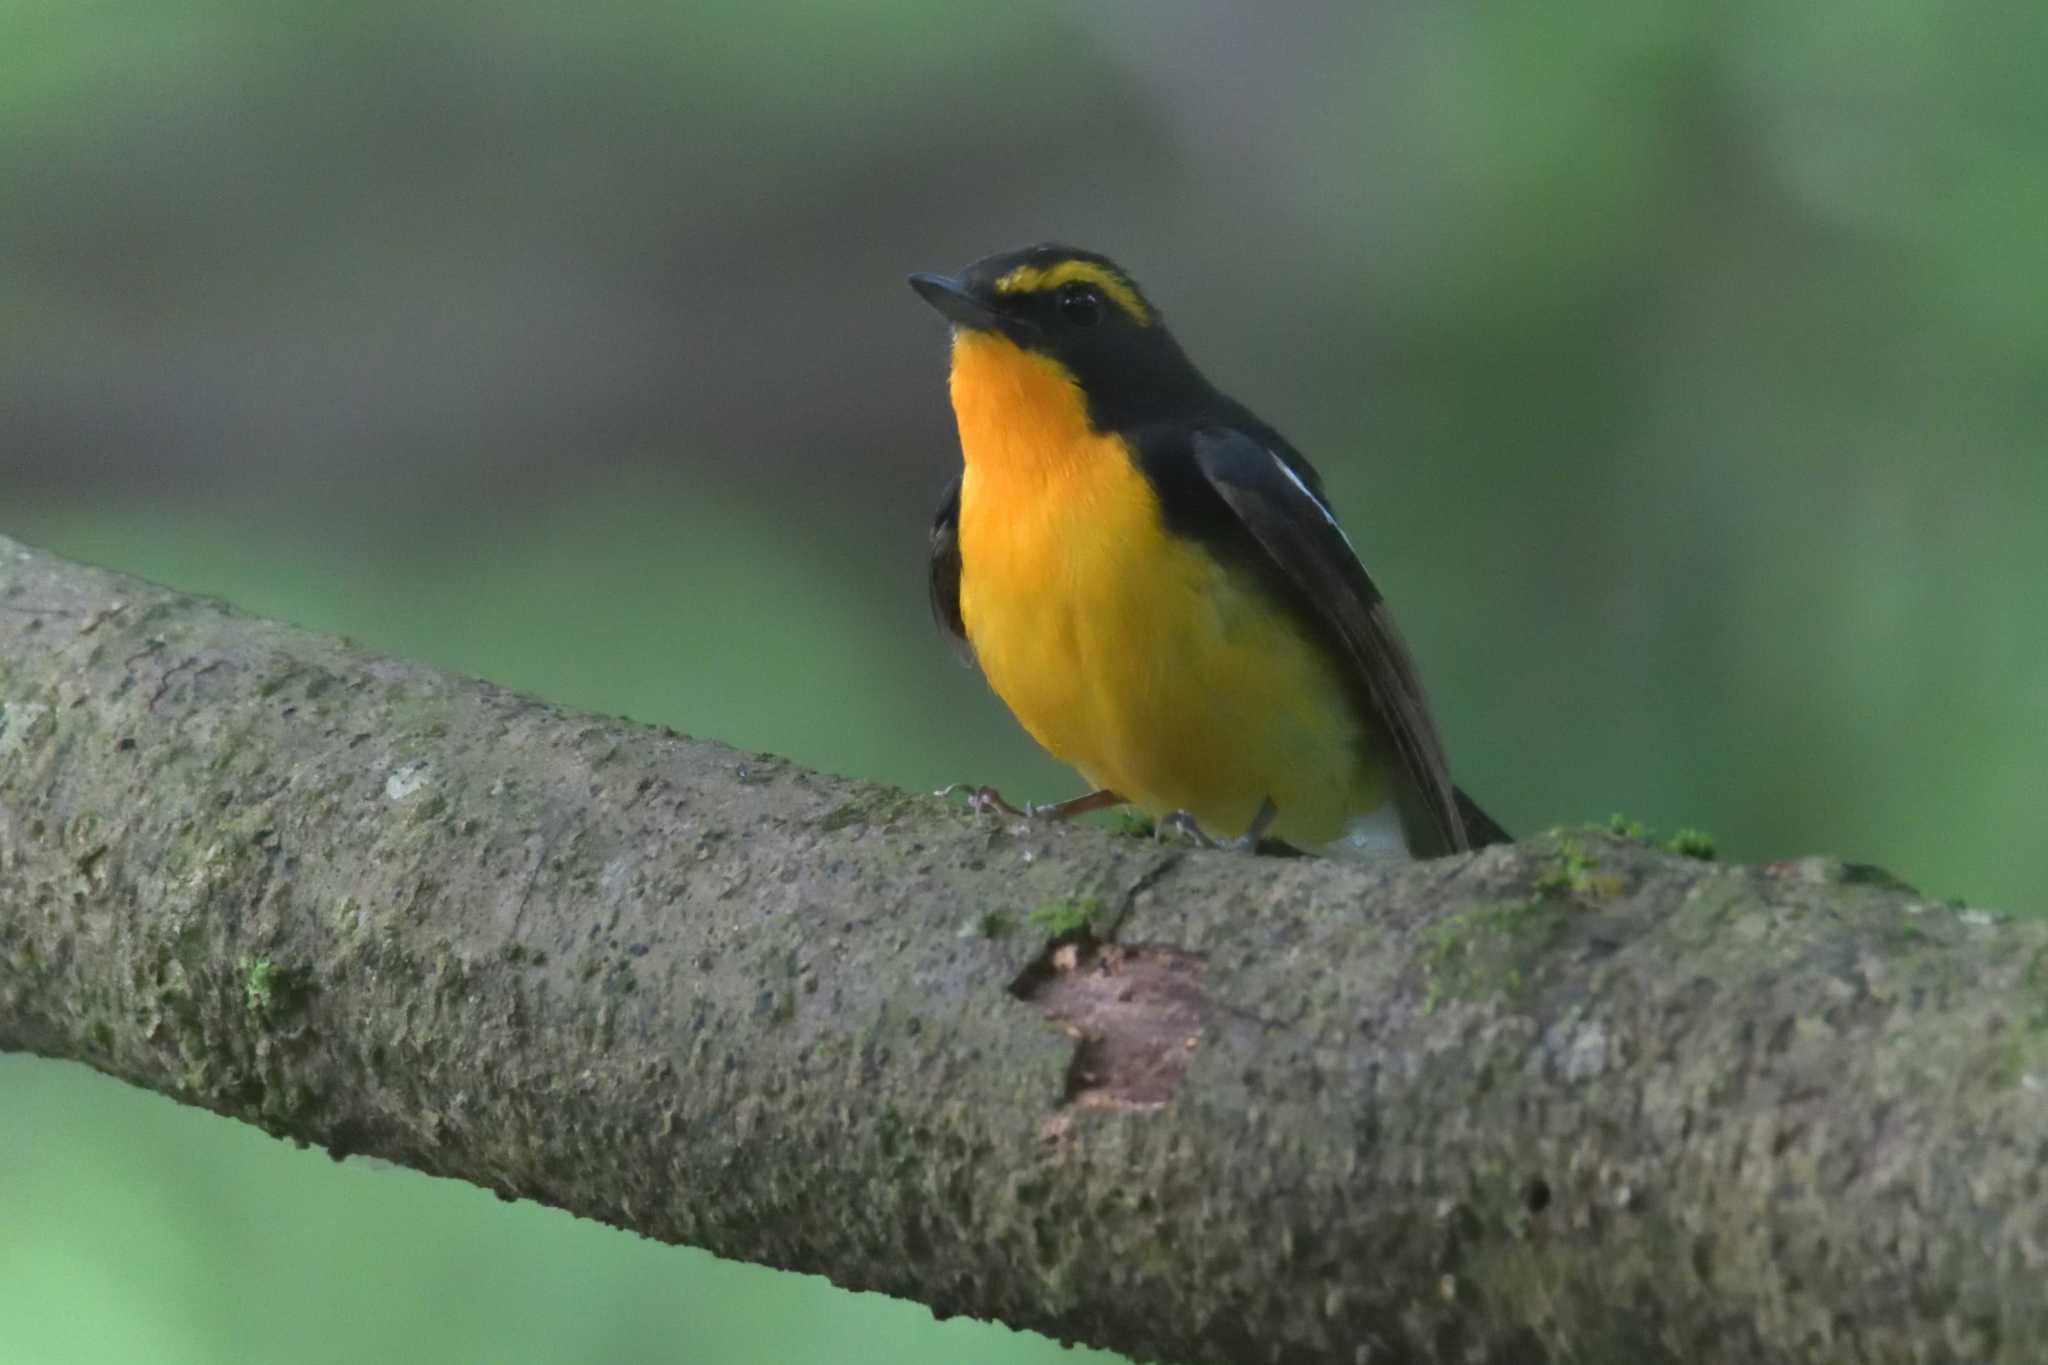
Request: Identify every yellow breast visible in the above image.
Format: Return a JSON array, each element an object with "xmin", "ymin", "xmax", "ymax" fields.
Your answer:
[{"xmin": 947, "ymin": 331, "xmax": 1387, "ymax": 847}]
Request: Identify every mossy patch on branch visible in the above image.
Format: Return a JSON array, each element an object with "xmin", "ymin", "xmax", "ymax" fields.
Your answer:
[
  {"xmin": 240, "ymin": 956, "xmax": 279, "ymax": 1012},
  {"xmin": 1589, "ymin": 815, "xmax": 1717, "ymax": 863},
  {"xmin": 1605, "ymin": 813, "xmax": 1647, "ymax": 840},
  {"xmin": 1535, "ymin": 836, "xmax": 1626, "ymax": 901},
  {"xmin": 1667, "ymin": 829, "xmax": 1718, "ymax": 861},
  {"xmin": 1107, "ymin": 808, "xmax": 1156, "ymax": 839},
  {"xmin": 960, "ymin": 910, "xmax": 1014, "ymax": 939},
  {"xmin": 1420, "ymin": 899, "xmax": 1569, "ymax": 1012},
  {"xmin": 239, "ymin": 955, "xmax": 309, "ymax": 1016},
  {"xmin": 1029, "ymin": 895, "xmax": 1104, "ymax": 938}
]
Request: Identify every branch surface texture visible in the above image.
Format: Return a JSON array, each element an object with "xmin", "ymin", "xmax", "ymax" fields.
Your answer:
[{"xmin": 1, "ymin": 534, "xmax": 2042, "ymax": 1365}]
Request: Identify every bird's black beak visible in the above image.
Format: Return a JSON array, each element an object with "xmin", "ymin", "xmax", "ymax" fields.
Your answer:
[{"xmin": 908, "ymin": 272, "xmax": 1000, "ymax": 331}]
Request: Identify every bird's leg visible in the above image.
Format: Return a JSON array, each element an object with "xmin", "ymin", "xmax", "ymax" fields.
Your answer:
[
  {"xmin": 1227, "ymin": 798, "xmax": 1279, "ymax": 852},
  {"xmin": 1026, "ymin": 788, "xmax": 1126, "ymax": 820},
  {"xmin": 936, "ymin": 785, "xmax": 1124, "ymax": 820}
]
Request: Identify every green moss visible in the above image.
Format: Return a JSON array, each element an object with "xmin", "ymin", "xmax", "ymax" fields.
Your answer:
[
  {"xmin": 1028, "ymin": 895, "xmax": 1104, "ymax": 938},
  {"xmin": 959, "ymin": 911, "xmax": 1013, "ymax": 939},
  {"xmin": 1667, "ymin": 828, "xmax": 1718, "ymax": 861},
  {"xmin": 1534, "ymin": 836, "xmax": 1624, "ymax": 900},
  {"xmin": 1604, "ymin": 813, "xmax": 1647, "ymax": 840},
  {"xmin": 1421, "ymin": 899, "xmax": 1567, "ymax": 1012},
  {"xmin": 1108, "ymin": 808, "xmax": 1156, "ymax": 839},
  {"xmin": 1590, "ymin": 817, "xmax": 1715, "ymax": 861},
  {"xmin": 239, "ymin": 955, "xmax": 309, "ymax": 1015},
  {"xmin": 241, "ymin": 956, "xmax": 279, "ymax": 1012},
  {"xmin": 818, "ymin": 801, "xmax": 867, "ymax": 833},
  {"xmin": 1534, "ymin": 838, "xmax": 1591, "ymax": 895}
]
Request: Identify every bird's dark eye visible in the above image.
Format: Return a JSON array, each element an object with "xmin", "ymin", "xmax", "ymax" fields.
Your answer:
[{"xmin": 1057, "ymin": 281, "xmax": 1106, "ymax": 326}]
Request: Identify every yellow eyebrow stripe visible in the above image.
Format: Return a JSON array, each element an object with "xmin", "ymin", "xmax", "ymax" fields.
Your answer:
[{"xmin": 993, "ymin": 260, "xmax": 1152, "ymax": 326}]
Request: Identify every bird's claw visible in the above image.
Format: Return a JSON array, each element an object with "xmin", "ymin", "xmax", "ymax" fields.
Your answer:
[
  {"xmin": 1154, "ymin": 799, "xmax": 1277, "ymax": 853},
  {"xmin": 935, "ymin": 783, "xmax": 1029, "ymax": 818},
  {"xmin": 1153, "ymin": 810, "xmax": 1216, "ymax": 849}
]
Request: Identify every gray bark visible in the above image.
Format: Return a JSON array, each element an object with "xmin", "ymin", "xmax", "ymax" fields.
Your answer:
[{"xmin": 1, "ymin": 532, "xmax": 2041, "ymax": 1364}]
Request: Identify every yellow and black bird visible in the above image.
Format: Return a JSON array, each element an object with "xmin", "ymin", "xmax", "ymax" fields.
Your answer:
[{"xmin": 911, "ymin": 244, "xmax": 1507, "ymax": 859}]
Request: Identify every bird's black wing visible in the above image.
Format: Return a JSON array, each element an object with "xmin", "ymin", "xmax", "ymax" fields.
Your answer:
[
  {"xmin": 1180, "ymin": 426, "xmax": 1476, "ymax": 855},
  {"xmin": 1456, "ymin": 787, "xmax": 1511, "ymax": 848},
  {"xmin": 928, "ymin": 473, "xmax": 973, "ymax": 665}
]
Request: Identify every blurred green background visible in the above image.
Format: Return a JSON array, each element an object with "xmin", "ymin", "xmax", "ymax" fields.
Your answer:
[{"xmin": 4, "ymin": 0, "xmax": 2043, "ymax": 1360}]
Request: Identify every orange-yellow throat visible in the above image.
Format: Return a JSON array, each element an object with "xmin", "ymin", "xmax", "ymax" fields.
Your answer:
[{"xmin": 947, "ymin": 330, "xmax": 1389, "ymax": 848}]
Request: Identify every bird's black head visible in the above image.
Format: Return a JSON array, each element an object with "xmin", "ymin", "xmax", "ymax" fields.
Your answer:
[{"xmin": 909, "ymin": 243, "xmax": 1215, "ymax": 431}]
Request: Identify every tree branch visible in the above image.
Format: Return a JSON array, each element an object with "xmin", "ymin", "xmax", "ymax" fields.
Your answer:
[{"xmin": 1, "ymin": 533, "xmax": 2041, "ymax": 1364}]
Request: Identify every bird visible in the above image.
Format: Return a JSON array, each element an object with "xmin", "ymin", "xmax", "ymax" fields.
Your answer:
[{"xmin": 910, "ymin": 243, "xmax": 1508, "ymax": 859}]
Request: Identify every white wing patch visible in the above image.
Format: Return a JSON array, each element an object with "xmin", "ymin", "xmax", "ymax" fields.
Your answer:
[{"xmin": 1268, "ymin": 450, "xmax": 1355, "ymax": 552}]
